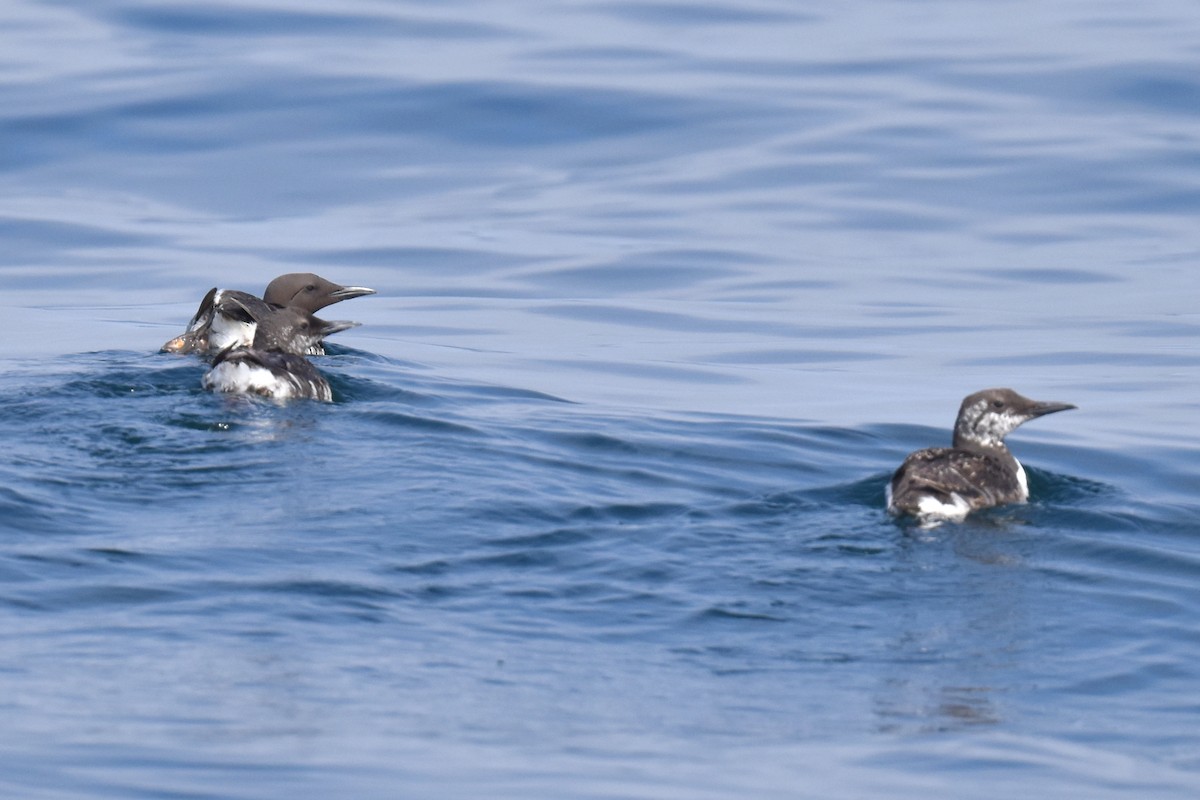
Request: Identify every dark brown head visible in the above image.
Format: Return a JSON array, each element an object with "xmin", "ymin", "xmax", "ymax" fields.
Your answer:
[{"xmin": 262, "ymin": 273, "xmax": 376, "ymax": 313}]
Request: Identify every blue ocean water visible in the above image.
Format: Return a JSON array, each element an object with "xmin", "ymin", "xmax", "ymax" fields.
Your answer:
[{"xmin": 2, "ymin": 1, "xmax": 1200, "ymax": 797}]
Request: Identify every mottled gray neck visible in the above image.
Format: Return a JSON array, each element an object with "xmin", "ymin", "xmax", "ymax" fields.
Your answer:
[{"xmin": 952, "ymin": 399, "xmax": 1019, "ymax": 467}]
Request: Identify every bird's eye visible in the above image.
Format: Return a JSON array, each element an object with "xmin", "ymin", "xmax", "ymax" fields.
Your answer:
[
  {"xmin": 305, "ymin": 284, "xmax": 317, "ymax": 292},
  {"xmin": 992, "ymin": 400, "xmax": 1004, "ymax": 408}
]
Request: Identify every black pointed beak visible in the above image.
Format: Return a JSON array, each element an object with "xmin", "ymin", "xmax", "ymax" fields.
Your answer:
[
  {"xmin": 1029, "ymin": 400, "xmax": 1076, "ymax": 418},
  {"xmin": 315, "ymin": 318, "xmax": 361, "ymax": 339},
  {"xmin": 328, "ymin": 285, "xmax": 376, "ymax": 302}
]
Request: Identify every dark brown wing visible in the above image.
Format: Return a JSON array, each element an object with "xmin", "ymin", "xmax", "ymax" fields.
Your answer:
[
  {"xmin": 215, "ymin": 290, "xmax": 275, "ymax": 324},
  {"xmin": 185, "ymin": 287, "xmax": 219, "ymax": 331},
  {"xmin": 888, "ymin": 447, "xmax": 1023, "ymax": 516}
]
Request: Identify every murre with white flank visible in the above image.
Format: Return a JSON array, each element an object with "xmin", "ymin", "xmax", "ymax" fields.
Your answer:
[
  {"xmin": 162, "ymin": 273, "xmax": 375, "ymax": 356},
  {"xmin": 201, "ymin": 306, "xmax": 359, "ymax": 403},
  {"xmin": 886, "ymin": 388, "xmax": 1076, "ymax": 524}
]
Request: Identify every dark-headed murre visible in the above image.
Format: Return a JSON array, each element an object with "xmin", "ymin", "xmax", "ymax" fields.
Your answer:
[
  {"xmin": 886, "ymin": 388, "xmax": 1076, "ymax": 523},
  {"xmin": 162, "ymin": 273, "xmax": 375, "ymax": 355},
  {"xmin": 201, "ymin": 307, "xmax": 359, "ymax": 402}
]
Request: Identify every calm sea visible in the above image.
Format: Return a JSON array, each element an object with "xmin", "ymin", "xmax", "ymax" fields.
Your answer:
[{"xmin": 1, "ymin": 1, "xmax": 1199, "ymax": 797}]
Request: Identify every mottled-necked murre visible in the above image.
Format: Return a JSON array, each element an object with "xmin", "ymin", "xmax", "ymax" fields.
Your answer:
[
  {"xmin": 886, "ymin": 388, "xmax": 1076, "ymax": 523},
  {"xmin": 201, "ymin": 306, "xmax": 359, "ymax": 403},
  {"xmin": 162, "ymin": 273, "xmax": 374, "ymax": 356}
]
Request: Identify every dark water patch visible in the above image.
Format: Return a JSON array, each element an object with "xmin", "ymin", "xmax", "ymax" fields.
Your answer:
[
  {"xmin": 460, "ymin": 551, "xmax": 568, "ymax": 575},
  {"xmin": 1113, "ymin": 73, "xmax": 1200, "ymax": 116},
  {"xmin": 532, "ymin": 428, "xmax": 648, "ymax": 458},
  {"xmin": 1025, "ymin": 466, "xmax": 1115, "ymax": 506},
  {"xmin": 694, "ymin": 605, "xmax": 788, "ymax": 624},
  {"xmin": 177, "ymin": 579, "xmax": 407, "ymax": 625},
  {"xmin": 567, "ymin": 501, "xmax": 692, "ymax": 524},
  {"xmin": 341, "ymin": 361, "xmax": 571, "ymax": 408},
  {"xmin": 255, "ymin": 578, "xmax": 405, "ymax": 604},
  {"xmin": 0, "ymin": 484, "xmax": 83, "ymax": 535},
  {"xmin": 0, "ymin": 218, "xmax": 157, "ymax": 262},
  {"xmin": 1103, "ymin": 318, "xmax": 1200, "ymax": 338},
  {"xmin": 385, "ymin": 559, "xmax": 454, "ymax": 577},
  {"xmin": 530, "ymin": 303, "xmax": 972, "ymax": 344},
  {"xmin": 449, "ymin": 381, "xmax": 572, "ymax": 407},
  {"xmin": 536, "ymin": 357, "xmax": 746, "ymax": 386},
  {"xmin": 704, "ymin": 348, "xmax": 890, "ymax": 365},
  {"xmin": 352, "ymin": 409, "xmax": 484, "ymax": 437},
  {"xmin": 599, "ymin": 2, "xmax": 814, "ymax": 26},
  {"xmin": 530, "ymin": 302, "xmax": 816, "ymax": 337},
  {"xmin": 113, "ymin": 5, "xmax": 513, "ymax": 40},
  {"xmin": 1043, "ymin": 529, "xmax": 1200, "ymax": 592},
  {"xmin": 801, "ymin": 473, "xmax": 893, "ymax": 509},
  {"xmin": 23, "ymin": 583, "xmax": 187, "ymax": 613},
  {"xmin": 1026, "ymin": 440, "xmax": 1199, "ymax": 504},
  {"xmin": 521, "ymin": 249, "xmax": 761, "ymax": 294},
  {"xmin": 1026, "ymin": 505, "xmax": 1153, "ymax": 538},
  {"xmin": 662, "ymin": 159, "xmax": 883, "ymax": 195},
  {"xmin": 329, "ymin": 373, "xmax": 446, "ymax": 407},
  {"xmin": 10, "ymin": 547, "xmax": 165, "ymax": 577},
  {"xmin": 522, "ymin": 262, "xmax": 735, "ymax": 294},
  {"xmin": 372, "ymin": 81, "xmax": 757, "ymax": 149},
  {"xmin": 3, "ymin": 77, "xmax": 771, "ymax": 217},
  {"xmin": 952, "ymin": 350, "xmax": 1200, "ymax": 368},
  {"xmin": 949, "ymin": 62, "xmax": 1200, "ymax": 118},
  {"xmin": 516, "ymin": 419, "xmax": 803, "ymax": 496},
  {"xmin": 725, "ymin": 490, "xmax": 825, "ymax": 520},
  {"xmin": 0, "ymin": 743, "xmax": 369, "ymax": 800},
  {"xmin": 527, "ymin": 45, "xmax": 679, "ymax": 66},
  {"xmin": 720, "ymin": 277, "xmax": 841, "ymax": 303},
  {"xmin": 968, "ymin": 267, "xmax": 1122, "ymax": 285},
  {"xmin": 85, "ymin": 547, "xmax": 157, "ymax": 564},
  {"xmin": 293, "ymin": 245, "xmax": 539, "ymax": 275},
  {"xmin": 775, "ymin": 321, "xmax": 972, "ymax": 340},
  {"xmin": 483, "ymin": 527, "xmax": 596, "ymax": 551},
  {"xmin": 35, "ymin": 350, "xmax": 198, "ymax": 391},
  {"xmin": 834, "ymin": 205, "xmax": 958, "ymax": 233}
]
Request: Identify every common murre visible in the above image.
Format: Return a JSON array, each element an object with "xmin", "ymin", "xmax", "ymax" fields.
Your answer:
[
  {"xmin": 201, "ymin": 307, "xmax": 359, "ymax": 403},
  {"xmin": 886, "ymin": 388, "xmax": 1076, "ymax": 523},
  {"xmin": 162, "ymin": 273, "xmax": 375, "ymax": 356}
]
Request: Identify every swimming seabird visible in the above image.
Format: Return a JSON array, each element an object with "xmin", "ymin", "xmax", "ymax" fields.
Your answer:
[{"xmin": 886, "ymin": 388, "xmax": 1076, "ymax": 523}]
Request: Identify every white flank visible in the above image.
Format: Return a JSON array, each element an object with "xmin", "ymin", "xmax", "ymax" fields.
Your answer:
[
  {"xmin": 203, "ymin": 362, "xmax": 294, "ymax": 399},
  {"xmin": 915, "ymin": 492, "xmax": 972, "ymax": 522},
  {"xmin": 1014, "ymin": 459, "xmax": 1029, "ymax": 501}
]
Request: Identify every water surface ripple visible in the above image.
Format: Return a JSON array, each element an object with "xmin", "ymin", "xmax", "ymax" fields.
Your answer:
[{"xmin": 2, "ymin": 1, "xmax": 1200, "ymax": 798}]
